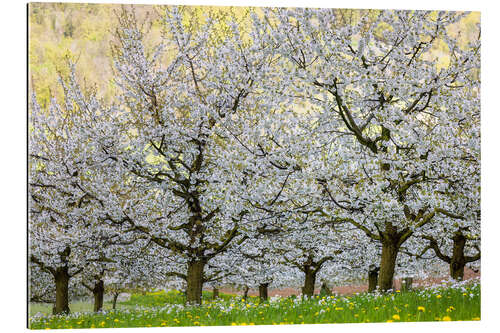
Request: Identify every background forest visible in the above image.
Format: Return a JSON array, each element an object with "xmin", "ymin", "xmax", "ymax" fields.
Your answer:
[{"xmin": 28, "ymin": 3, "xmax": 479, "ymax": 105}]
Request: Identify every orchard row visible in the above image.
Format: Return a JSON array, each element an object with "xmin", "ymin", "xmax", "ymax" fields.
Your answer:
[{"xmin": 29, "ymin": 6, "xmax": 480, "ymax": 314}]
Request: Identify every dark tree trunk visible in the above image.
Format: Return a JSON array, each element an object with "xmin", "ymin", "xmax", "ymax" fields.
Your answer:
[
  {"xmin": 450, "ymin": 232, "xmax": 466, "ymax": 281},
  {"xmin": 92, "ymin": 279, "xmax": 104, "ymax": 312},
  {"xmin": 53, "ymin": 267, "xmax": 70, "ymax": 315},
  {"xmin": 242, "ymin": 285, "xmax": 249, "ymax": 301},
  {"xmin": 302, "ymin": 266, "xmax": 317, "ymax": 297},
  {"xmin": 259, "ymin": 283, "xmax": 269, "ymax": 301},
  {"xmin": 212, "ymin": 287, "xmax": 219, "ymax": 300},
  {"xmin": 320, "ymin": 281, "xmax": 331, "ymax": 297},
  {"xmin": 368, "ymin": 266, "xmax": 379, "ymax": 292},
  {"xmin": 112, "ymin": 292, "xmax": 120, "ymax": 310},
  {"xmin": 379, "ymin": 239, "xmax": 399, "ymax": 291},
  {"xmin": 186, "ymin": 259, "xmax": 206, "ymax": 305},
  {"xmin": 401, "ymin": 277, "xmax": 413, "ymax": 292}
]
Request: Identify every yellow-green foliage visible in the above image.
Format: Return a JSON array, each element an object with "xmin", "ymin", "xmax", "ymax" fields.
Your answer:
[
  {"xmin": 28, "ymin": 3, "xmax": 256, "ymax": 107},
  {"xmin": 29, "ymin": 3, "xmax": 161, "ymax": 106},
  {"xmin": 28, "ymin": 4, "xmax": 479, "ymax": 108}
]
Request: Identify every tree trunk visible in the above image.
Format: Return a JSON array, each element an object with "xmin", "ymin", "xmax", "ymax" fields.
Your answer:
[
  {"xmin": 186, "ymin": 259, "xmax": 206, "ymax": 305},
  {"xmin": 302, "ymin": 267, "xmax": 317, "ymax": 297},
  {"xmin": 92, "ymin": 279, "xmax": 104, "ymax": 312},
  {"xmin": 242, "ymin": 285, "xmax": 249, "ymax": 301},
  {"xmin": 401, "ymin": 277, "xmax": 413, "ymax": 292},
  {"xmin": 53, "ymin": 268, "xmax": 70, "ymax": 315},
  {"xmin": 378, "ymin": 239, "xmax": 399, "ymax": 292},
  {"xmin": 450, "ymin": 232, "xmax": 466, "ymax": 281},
  {"xmin": 259, "ymin": 283, "xmax": 269, "ymax": 301},
  {"xmin": 319, "ymin": 281, "xmax": 331, "ymax": 297},
  {"xmin": 368, "ymin": 266, "xmax": 379, "ymax": 292},
  {"xmin": 212, "ymin": 287, "xmax": 219, "ymax": 300},
  {"xmin": 112, "ymin": 292, "xmax": 120, "ymax": 310}
]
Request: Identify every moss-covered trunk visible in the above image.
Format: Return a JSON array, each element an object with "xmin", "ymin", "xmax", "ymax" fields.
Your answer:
[
  {"xmin": 302, "ymin": 266, "xmax": 317, "ymax": 297},
  {"xmin": 53, "ymin": 268, "xmax": 70, "ymax": 315},
  {"xmin": 186, "ymin": 259, "xmax": 206, "ymax": 305},
  {"xmin": 378, "ymin": 240, "xmax": 399, "ymax": 291}
]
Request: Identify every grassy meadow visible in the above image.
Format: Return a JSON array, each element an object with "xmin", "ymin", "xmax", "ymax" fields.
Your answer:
[{"xmin": 28, "ymin": 280, "xmax": 480, "ymax": 329}]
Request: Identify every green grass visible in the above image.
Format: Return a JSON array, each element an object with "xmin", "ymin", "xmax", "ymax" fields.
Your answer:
[
  {"xmin": 28, "ymin": 281, "xmax": 480, "ymax": 329},
  {"xmin": 29, "ymin": 301, "xmax": 122, "ymax": 317},
  {"xmin": 29, "ymin": 290, "xmax": 242, "ymax": 317},
  {"xmin": 120, "ymin": 289, "xmax": 239, "ymax": 307}
]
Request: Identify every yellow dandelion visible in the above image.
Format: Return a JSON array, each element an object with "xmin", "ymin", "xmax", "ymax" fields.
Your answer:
[
  {"xmin": 114, "ymin": 319, "xmax": 119, "ymax": 323},
  {"xmin": 436, "ymin": 295, "xmax": 442, "ymax": 299},
  {"xmin": 472, "ymin": 317, "xmax": 480, "ymax": 321},
  {"xmin": 386, "ymin": 320, "xmax": 393, "ymax": 323},
  {"xmin": 392, "ymin": 314, "xmax": 400, "ymax": 320},
  {"xmin": 442, "ymin": 316, "xmax": 452, "ymax": 321},
  {"xmin": 231, "ymin": 322, "xmax": 237, "ymax": 326},
  {"xmin": 417, "ymin": 306, "xmax": 425, "ymax": 312}
]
